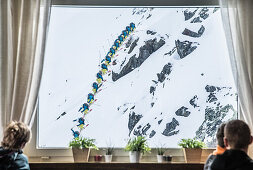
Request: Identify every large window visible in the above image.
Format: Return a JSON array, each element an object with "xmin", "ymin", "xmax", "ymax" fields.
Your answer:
[{"xmin": 38, "ymin": 7, "xmax": 237, "ymax": 148}]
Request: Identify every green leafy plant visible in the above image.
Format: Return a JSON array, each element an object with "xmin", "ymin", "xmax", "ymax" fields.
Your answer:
[
  {"xmin": 69, "ymin": 137, "xmax": 98, "ymax": 150},
  {"xmin": 157, "ymin": 147, "xmax": 166, "ymax": 155},
  {"xmin": 178, "ymin": 138, "xmax": 206, "ymax": 149},
  {"xmin": 125, "ymin": 136, "xmax": 151, "ymax": 154}
]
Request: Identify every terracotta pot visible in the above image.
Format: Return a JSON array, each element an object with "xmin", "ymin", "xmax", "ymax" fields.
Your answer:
[
  {"xmin": 72, "ymin": 148, "xmax": 90, "ymax": 162},
  {"xmin": 129, "ymin": 151, "xmax": 141, "ymax": 163},
  {"xmin": 183, "ymin": 148, "xmax": 202, "ymax": 163}
]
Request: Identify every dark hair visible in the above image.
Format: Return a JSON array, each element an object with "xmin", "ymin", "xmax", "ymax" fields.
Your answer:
[
  {"xmin": 225, "ymin": 120, "xmax": 251, "ymax": 149},
  {"xmin": 1, "ymin": 121, "xmax": 31, "ymax": 150},
  {"xmin": 216, "ymin": 123, "xmax": 226, "ymax": 148}
]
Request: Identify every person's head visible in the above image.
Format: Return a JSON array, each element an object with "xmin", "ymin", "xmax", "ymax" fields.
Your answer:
[
  {"xmin": 224, "ymin": 120, "xmax": 253, "ymax": 151},
  {"xmin": 1, "ymin": 121, "xmax": 31, "ymax": 150},
  {"xmin": 216, "ymin": 123, "xmax": 226, "ymax": 148}
]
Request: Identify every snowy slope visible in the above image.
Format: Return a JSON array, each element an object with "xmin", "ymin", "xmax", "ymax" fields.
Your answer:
[{"xmin": 38, "ymin": 7, "xmax": 236, "ymax": 148}]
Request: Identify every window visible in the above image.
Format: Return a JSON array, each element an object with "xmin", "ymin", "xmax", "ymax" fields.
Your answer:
[{"xmin": 38, "ymin": 6, "xmax": 237, "ymax": 148}]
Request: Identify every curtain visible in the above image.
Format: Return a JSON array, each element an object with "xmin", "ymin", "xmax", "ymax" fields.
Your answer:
[
  {"xmin": 219, "ymin": 0, "xmax": 253, "ymax": 157},
  {"xmin": 0, "ymin": 0, "xmax": 51, "ymax": 139}
]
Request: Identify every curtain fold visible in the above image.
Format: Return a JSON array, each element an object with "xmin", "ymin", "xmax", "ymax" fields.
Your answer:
[
  {"xmin": 219, "ymin": 0, "xmax": 253, "ymax": 157},
  {"xmin": 0, "ymin": 0, "xmax": 51, "ymax": 139}
]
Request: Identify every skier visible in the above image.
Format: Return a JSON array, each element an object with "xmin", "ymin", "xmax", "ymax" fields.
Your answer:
[
  {"xmin": 73, "ymin": 117, "xmax": 85, "ymax": 129},
  {"xmin": 122, "ymin": 30, "xmax": 128, "ymax": 38},
  {"xmin": 92, "ymin": 82, "xmax": 99, "ymax": 93},
  {"xmin": 130, "ymin": 22, "xmax": 136, "ymax": 31},
  {"xmin": 112, "ymin": 45, "xmax": 117, "ymax": 50},
  {"xmin": 79, "ymin": 103, "xmax": 89, "ymax": 114},
  {"xmin": 87, "ymin": 93, "xmax": 94, "ymax": 104},
  {"xmin": 118, "ymin": 34, "xmax": 124, "ymax": 42},
  {"xmin": 114, "ymin": 39, "xmax": 121, "ymax": 46},
  {"xmin": 126, "ymin": 26, "xmax": 131, "ymax": 34},
  {"xmin": 105, "ymin": 55, "xmax": 112, "ymax": 65},
  {"xmin": 96, "ymin": 71, "xmax": 103, "ymax": 84},
  {"xmin": 71, "ymin": 129, "xmax": 80, "ymax": 138},
  {"xmin": 110, "ymin": 47, "xmax": 115, "ymax": 56},
  {"xmin": 101, "ymin": 63, "xmax": 108, "ymax": 74}
]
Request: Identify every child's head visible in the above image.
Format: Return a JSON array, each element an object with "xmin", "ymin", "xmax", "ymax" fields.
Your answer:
[
  {"xmin": 216, "ymin": 123, "xmax": 226, "ymax": 148},
  {"xmin": 224, "ymin": 120, "xmax": 252, "ymax": 150},
  {"xmin": 1, "ymin": 121, "xmax": 31, "ymax": 150}
]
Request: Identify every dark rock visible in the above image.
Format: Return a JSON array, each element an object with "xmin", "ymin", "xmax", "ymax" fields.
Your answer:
[
  {"xmin": 191, "ymin": 17, "xmax": 202, "ymax": 23},
  {"xmin": 184, "ymin": 9, "xmax": 198, "ymax": 21},
  {"xmin": 162, "ymin": 118, "xmax": 179, "ymax": 136},
  {"xmin": 207, "ymin": 93, "xmax": 218, "ymax": 103},
  {"xmin": 164, "ymin": 47, "xmax": 176, "ymax": 56},
  {"xmin": 213, "ymin": 7, "xmax": 219, "ymax": 13},
  {"xmin": 125, "ymin": 37, "xmax": 133, "ymax": 48},
  {"xmin": 150, "ymin": 86, "xmax": 156, "ymax": 94},
  {"xmin": 151, "ymin": 102, "xmax": 155, "ymax": 107},
  {"xmin": 182, "ymin": 25, "xmax": 205, "ymax": 38},
  {"xmin": 137, "ymin": 125, "xmax": 142, "ymax": 129},
  {"xmin": 128, "ymin": 112, "xmax": 143, "ymax": 136},
  {"xmin": 128, "ymin": 38, "xmax": 139, "ymax": 54},
  {"xmin": 152, "ymin": 80, "xmax": 158, "ymax": 84},
  {"xmin": 147, "ymin": 30, "xmax": 157, "ymax": 35},
  {"xmin": 195, "ymin": 104, "xmax": 235, "ymax": 147},
  {"xmin": 189, "ymin": 95, "xmax": 199, "ymax": 108},
  {"xmin": 142, "ymin": 123, "xmax": 151, "ymax": 135},
  {"xmin": 175, "ymin": 106, "xmax": 191, "ymax": 117},
  {"xmin": 175, "ymin": 40, "xmax": 197, "ymax": 59},
  {"xmin": 133, "ymin": 129, "xmax": 142, "ymax": 136},
  {"xmin": 112, "ymin": 38, "xmax": 165, "ymax": 81},
  {"xmin": 201, "ymin": 73, "xmax": 204, "ymax": 76},
  {"xmin": 146, "ymin": 14, "xmax": 152, "ymax": 19},
  {"xmin": 205, "ymin": 85, "xmax": 217, "ymax": 92},
  {"xmin": 158, "ymin": 119, "xmax": 163, "ymax": 125},
  {"xmin": 199, "ymin": 8, "xmax": 209, "ymax": 20},
  {"xmin": 131, "ymin": 105, "xmax": 135, "ymax": 110},
  {"xmin": 149, "ymin": 130, "xmax": 156, "ymax": 138},
  {"xmin": 157, "ymin": 63, "xmax": 172, "ymax": 83}
]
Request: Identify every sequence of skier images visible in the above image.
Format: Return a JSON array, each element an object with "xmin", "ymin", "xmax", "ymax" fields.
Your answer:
[{"xmin": 71, "ymin": 22, "xmax": 136, "ymax": 138}]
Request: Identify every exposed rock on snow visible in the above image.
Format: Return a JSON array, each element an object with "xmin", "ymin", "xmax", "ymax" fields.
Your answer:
[
  {"xmin": 189, "ymin": 95, "xmax": 199, "ymax": 108},
  {"xmin": 128, "ymin": 112, "xmax": 143, "ymax": 136},
  {"xmin": 184, "ymin": 9, "xmax": 198, "ymax": 21},
  {"xmin": 162, "ymin": 118, "xmax": 179, "ymax": 136},
  {"xmin": 182, "ymin": 25, "xmax": 205, "ymax": 38},
  {"xmin": 157, "ymin": 63, "xmax": 172, "ymax": 83},
  {"xmin": 128, "ymin": 38, "xmax": 139, "ymax": 54},
  {"xmin": 147, "ymin": 30, "xmax": 157, "ymax": 35},
  {"xmin": 112, "ymin": 38, "xmax": 165, "ymax": 81},
  {"xmin": 175, "ymin": 106, "xmax": 191, "ymax": 117},
  {"xmin": 149, "ymin": 130, "xmax": 156, "ymax": 138},
  {"xmin": 175, "ymin": 40, "xmax": 198, "ymax": 59}
]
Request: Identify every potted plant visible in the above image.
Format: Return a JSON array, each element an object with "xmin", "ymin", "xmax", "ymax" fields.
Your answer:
[
  {"xmin": 157, "ymin": 147, "xmax": 166, "ymax": 163},
  {"xmin": 104, "ymin": 146, "xmax": 114, "ymax": 163},
  {"xmin": 69, "ymin": 137, "xmax": 98, "ymax": 162},
  {"xmin": 178, "ymin": 138, "xmax": 205, "ymax": 163},
  {"xmin": 125, "ymin": 136, "xmax": 151, "ymax": 163}
]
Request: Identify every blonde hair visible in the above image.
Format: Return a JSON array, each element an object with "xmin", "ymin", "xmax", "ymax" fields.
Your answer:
[{"xmin": 1, "ymin": 121, "xmax": 31, "ymax": 150}]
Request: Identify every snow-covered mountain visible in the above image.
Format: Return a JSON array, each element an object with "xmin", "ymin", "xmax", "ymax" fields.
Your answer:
[{"xmin": 38, "ymin": 7, "xmax": 237, "ymax": 148}]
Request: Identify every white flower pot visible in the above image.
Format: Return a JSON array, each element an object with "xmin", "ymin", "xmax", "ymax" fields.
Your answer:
[
  {"xmin": 105, "ymin": 155, "xmax": 112, "ymax": 163},
  {"xmin": 157, "ymin": 155, "xmax": 164, "ymax": 163},
  {"xmin": 129, "ymin": 151, "xmax": 141, "ymax": 163}
]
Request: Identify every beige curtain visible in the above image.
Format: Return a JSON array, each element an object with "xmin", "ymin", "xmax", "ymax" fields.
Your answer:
[
  {"xmin": 219, "ymin": 0, "xmax": 253, "ymax": 157},
  {"xmin": 0, "ymin": 0, "xmax": 51, "ymax": 138}
]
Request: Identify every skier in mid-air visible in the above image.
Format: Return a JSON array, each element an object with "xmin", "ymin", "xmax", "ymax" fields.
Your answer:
[
  {"xmin": 71, "ymin": 129, "xmax": 80, "ymax": 138},
  {"xmin": 101, "ymin": 63, "xmax": 108, "ymax": 75},
  {"xmin": 87, "ymin": 93, "xmax": 94, "ymax": 104},
  {"xmin": 96, "ymin": 71, "xmax": 103, "ymax": 84},
  {"xmin": 79, "ymin": 103, "xmax": 89, "ymax": 114}
]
